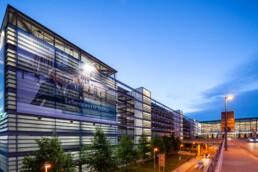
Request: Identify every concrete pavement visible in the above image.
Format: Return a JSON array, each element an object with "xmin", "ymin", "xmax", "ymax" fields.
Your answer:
[
  {"xmin": 172, "ymin": 156, "xmax": 202, "ymax": 172},
  {"xmin": 222, "ymin": 140, "xmax": 258, "ymax": 172}
]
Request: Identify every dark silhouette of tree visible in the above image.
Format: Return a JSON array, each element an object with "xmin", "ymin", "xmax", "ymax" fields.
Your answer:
[
  {"xmin": 162, "ymin": 135, "xmax": 173, "ymax": 154},
  {"xmin": 173, "ymin": 136, "xmax": 182, "ymax": 153}
]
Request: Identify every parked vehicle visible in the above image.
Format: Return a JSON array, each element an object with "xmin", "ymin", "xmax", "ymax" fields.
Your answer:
[{"xmin": 248, "ymin": 137, "xmax": 258, "ymax": 142}]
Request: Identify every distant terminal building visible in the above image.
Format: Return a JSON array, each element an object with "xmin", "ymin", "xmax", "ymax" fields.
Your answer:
[
  {"xmin": 0, "ymin": 5, "xmax": 195, "ymax": 172},
  {"xmin": 199, "ymin": 117, "xmax": 258, "ymax": 139}
]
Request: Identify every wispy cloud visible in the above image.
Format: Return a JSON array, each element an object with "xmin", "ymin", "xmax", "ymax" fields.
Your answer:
[
  {"xmin": 185, "ymin": 54, "xmax": 258, "ymax": 120},
  {"xmin": 203, "ymin": 55, "xmax": 258, "ymax": 98}
]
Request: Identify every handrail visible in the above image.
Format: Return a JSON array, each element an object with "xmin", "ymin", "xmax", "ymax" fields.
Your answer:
[
  {"xmin": 205, "ymin": 139, "xmax": 225, "ymax": 172},
  {"xmin": 215, "ymin": 139, "xmax": 225, "ymax": 172}
]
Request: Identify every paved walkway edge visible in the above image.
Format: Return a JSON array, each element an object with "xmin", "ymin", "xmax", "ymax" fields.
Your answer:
[{"xmin": 172, "ymin": 156, "xmax": 202, "ymax": 172}]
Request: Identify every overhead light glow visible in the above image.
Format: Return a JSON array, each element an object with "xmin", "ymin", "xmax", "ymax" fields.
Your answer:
[
  {"xmin": 82, "ymin": 63, "xmax": 95, "ymax": 73},
  {"xmin": 226, "ymin": 96, "xmax": 233, "ymax": 100}
]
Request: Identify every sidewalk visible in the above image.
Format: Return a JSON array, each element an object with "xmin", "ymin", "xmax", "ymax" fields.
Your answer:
[
  {"xmin": 172, "ymin": 156, "xmax": 202, "ymax": 172},
  {"xmin": 222, "ymin": 141, "xmax": 258, "ymax": 172}
]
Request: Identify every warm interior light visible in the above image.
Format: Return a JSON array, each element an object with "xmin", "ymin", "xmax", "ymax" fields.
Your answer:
[
  {"xmin": 180, "ymin": 144, "xmax": 184, "ymax": 147},
  {"xmin": 154, "ymin": 148, "xmax": 158, "ymax": 151}
]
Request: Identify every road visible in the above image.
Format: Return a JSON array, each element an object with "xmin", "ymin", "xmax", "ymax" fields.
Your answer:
[
  {"xmin": 186, "ymin": 146, "xmax": 217, "ymax": 172},
  {"xmin": 230, "ymin": 139, "xmax": 258, "ymax": 157},
  {"xmin": 186, "ymin": 157, "xmax": 211, "ymax": 172}
]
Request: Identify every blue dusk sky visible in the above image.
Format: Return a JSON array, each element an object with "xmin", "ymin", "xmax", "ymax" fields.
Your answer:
[{"xmin": 1, "ymin": 0, "xmax": 258, "ymax": 121}]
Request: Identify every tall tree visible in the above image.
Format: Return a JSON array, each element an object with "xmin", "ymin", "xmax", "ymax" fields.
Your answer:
[
  {"xmin": 173, "ymin": 137, "xmax": 182, "ymax": 153},
  {"xmin": 21, "ymin": 133, "xmax": 75, "ymax": 172},
  {"xmin": 150, "ymin": 133, "xmax": 160, "ymax": 152},
  {"xmin": 80, "ymin": 127, "xmax": 116, "ymax": 172},
  {"xmin": 138, "ymin": 133, "xmax": 150, "ymax": 159},
  {"xmin": 117, "ymin": 135, "xmax": 138, "ymax": 170},
  {"xmin": 150, "ymin": 133, "xmax": 165, "ymax": 154},
  {"xmin": 162, "ymin": 135, "xmax": 172, "ymax": 154}
]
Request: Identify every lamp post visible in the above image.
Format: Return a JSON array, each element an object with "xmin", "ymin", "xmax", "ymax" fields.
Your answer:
[
  {"xmin": 192, "ymin": 142, "xmax": 195, "ymax": 152},
  {"xmin": 44, "ymin": 164, "xmax": 51, "ymax": 172},
  {"xmin": 225, "ymin": 96, "xmax": 233, "ymax": 151},
  {"xmin": 179, "ymin": 144, "xmax": 184, "ymax": 160},
  {"xmin": 154, "ymin": 148, "xmax": 158, "ymax": 172},
  {"xmin": 180, "ymin": 144, "xmax": 183, "ymax": 155}
]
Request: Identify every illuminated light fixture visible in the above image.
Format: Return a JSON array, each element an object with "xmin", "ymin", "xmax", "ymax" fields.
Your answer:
[
  {"xmin": 225, "ymin": 96, "xmax": 233, "ymax": 100},
  {"xmin": 44, "ymin": 164, "xmax": 51, "ymax": 172},
  {"xmin": 180, "ymin": 144, "xmax": 184, "ymax": 147},
  {"xmin": 153, "ymin": 148, "xmax": 158, "ymax": 172},
  {"xmin": 82, "ymin": 63, "xmax": 95, "ymax": 73}
]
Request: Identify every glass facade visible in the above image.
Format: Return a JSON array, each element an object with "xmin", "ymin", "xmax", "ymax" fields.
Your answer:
[
  {"xmin": 0, "ymin": 19, "xmax": 7, "ymax": 172},
  {"xmin": 0, "ymin": 5, "xmax": 195, "ymax": 172},
  {"xmin": 200, "ymin": 118, "xmax": 258, "ymax": 138},
  {"xmin": 0, "ymin": 26, "xmax": 5, "ymax": 115}
]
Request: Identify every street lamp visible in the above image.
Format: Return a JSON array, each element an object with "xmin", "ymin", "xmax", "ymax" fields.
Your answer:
[
  {"xmin": 154, "ymin": 148, "xmax": 158, "ymax": 172},
  {"xmin": 44, "ymin": 164, "xmax": 51, "ymax": 172},
  {"xmin": 225, "ymin": 96, "xmax": 233, "ymax": 151},
  {"xmin": 180, "ymin": 144, "xmax": 184, "ymax": 154},
  {"xmin": 178, "ymin": 144, "xmax": 183, "ymax": 160}
]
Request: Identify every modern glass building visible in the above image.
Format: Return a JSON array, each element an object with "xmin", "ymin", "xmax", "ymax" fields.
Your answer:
[
  {"xmin": 0, "ymin": 5, "xmax": 195, "ymax": 172},
  {"xmin": 199, "ymin": 117, "xmax": 258, "ymax": 138}
]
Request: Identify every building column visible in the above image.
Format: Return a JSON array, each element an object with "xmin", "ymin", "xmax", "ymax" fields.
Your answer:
[
  {"xmin": 198, "ymin": 144, "xmax": 201, "ymax": 155},
  {"xmin": 205, "ymin": 143, "xmax": 209, "ymax": 150}
]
